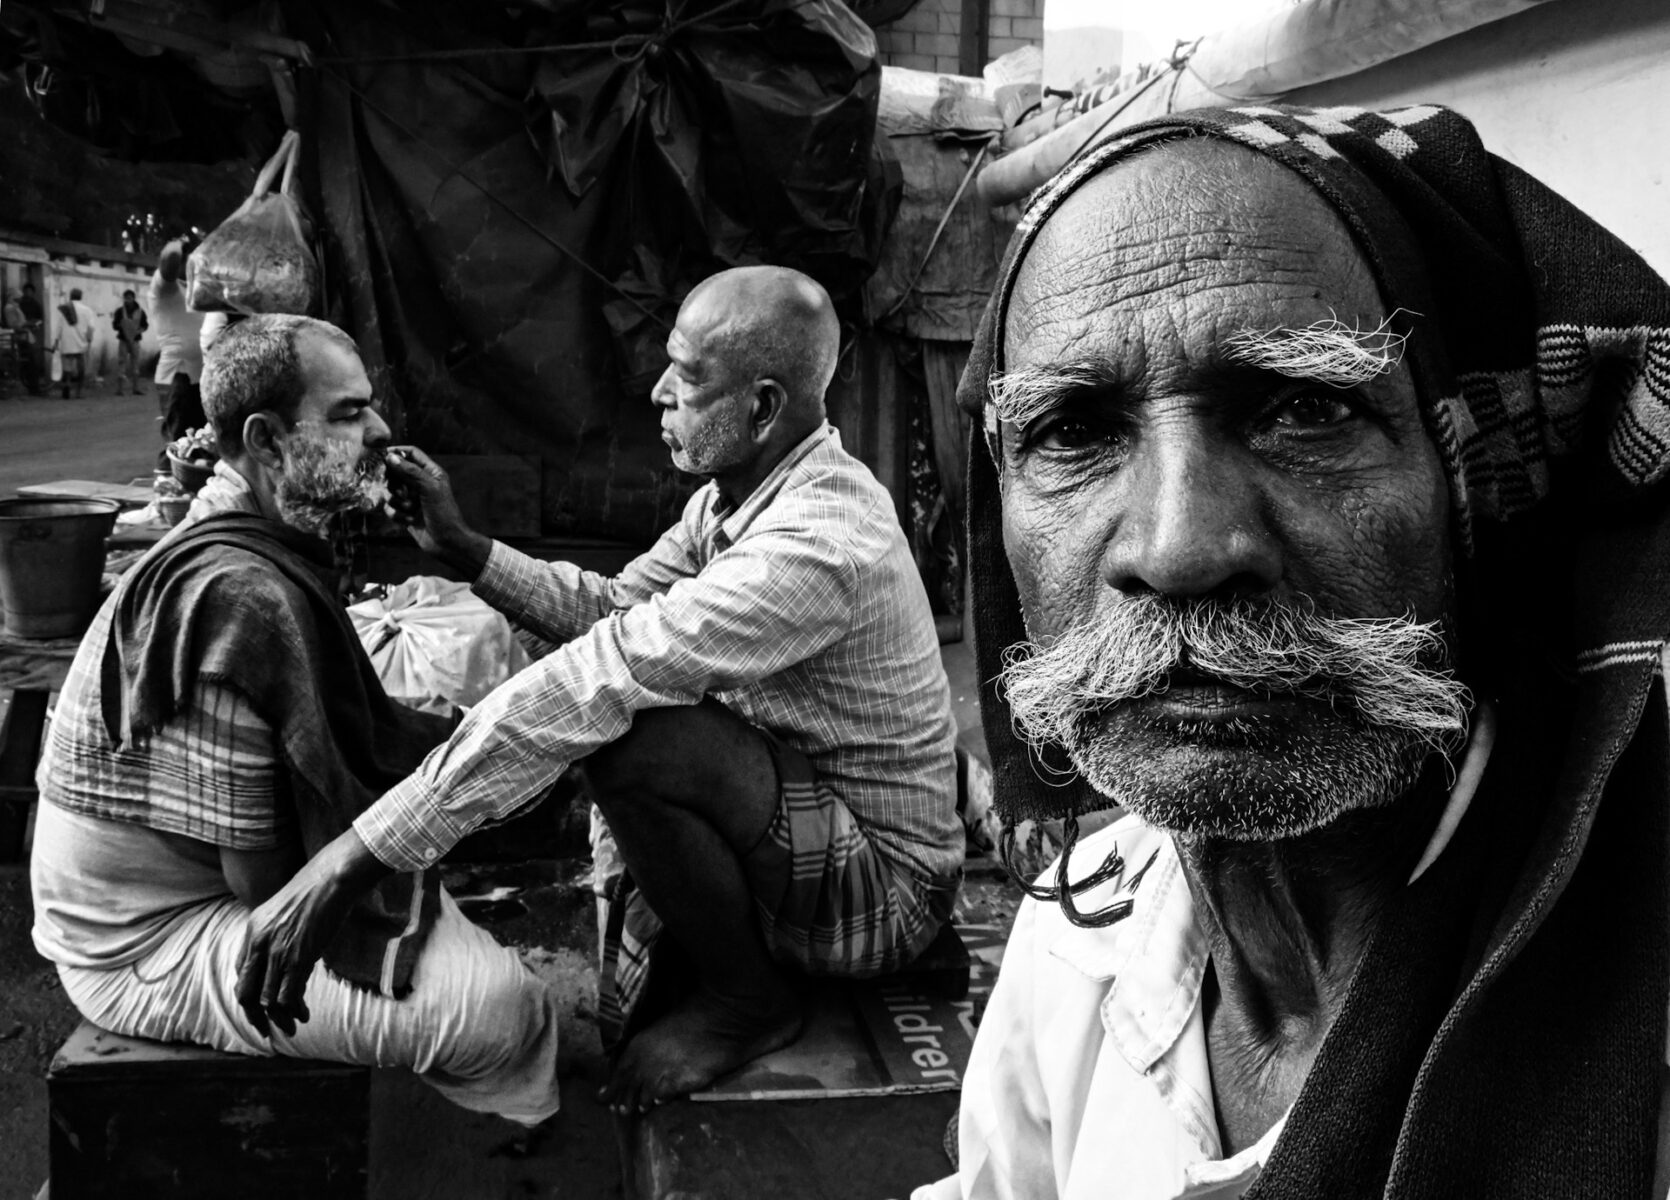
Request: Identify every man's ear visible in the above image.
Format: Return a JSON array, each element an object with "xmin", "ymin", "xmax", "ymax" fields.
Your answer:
[
  {"xmin": 751, "ymin": 379, "xmax": 786, "ymax": 438},
  {"xmin": 243, "ymin": 412, "xmax": 286, "ymax": 471}
]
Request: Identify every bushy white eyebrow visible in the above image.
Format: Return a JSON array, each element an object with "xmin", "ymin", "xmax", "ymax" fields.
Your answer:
[
  {"xmin": 988, "ymin": 358, "xmax": 1119, "ymax": 430},
  {"xmin": 1224, "ymin": 313, "xmax": 1410, "ymax": 388},
  {"xmin": 991, "ymin": 311, "xmax": 1411, "ymax": 430}
]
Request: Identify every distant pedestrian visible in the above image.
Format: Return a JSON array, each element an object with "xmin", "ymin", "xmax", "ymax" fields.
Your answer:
[
  {"xmin": 3, "ymin": 293, "xmax": 38, "ymax": 394},
  {"xmin": 52, "ymin": 288, "xmax": 97, "ymax": 400},
  {"xmin": 149, "ymin": 240, "xmax": 206, "ymax": 443},
  {"xmin": 112, "ymin": 288, "xmax": 149, "ymax": 396},
  {"xmin": 18, "ymin": 283, "xmax": 44, "ymax": 392},
  {"xmin": 17, "ymin": 282, "xmax": 43, "ymax": 325}
]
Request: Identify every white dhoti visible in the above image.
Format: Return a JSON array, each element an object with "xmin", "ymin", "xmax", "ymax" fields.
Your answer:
[{"xmin": 56, "ymin": 888, "xmax": 561, "ymax": 1126}]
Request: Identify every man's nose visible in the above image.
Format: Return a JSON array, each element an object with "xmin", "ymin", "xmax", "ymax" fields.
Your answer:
[
  {"xmin": 649, "ymin": 366, "xmax": 675, "ymax": 410},
  {"xmin": 365, "ymin": 407, "xmax": 392, "ymax": 447},
  {"xmin": 1100, "ymin": 424, "xmax": 1281, "ymax": 600}
]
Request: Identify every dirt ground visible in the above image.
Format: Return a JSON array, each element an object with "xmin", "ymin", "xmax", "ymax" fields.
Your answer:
[
  {"xmin": 0, "ymin": 380, "xmax": 164, "ymax": 501},
  {"xmin": 0, "ymin": 862, "xmax": 79, "ymax": 1199}
]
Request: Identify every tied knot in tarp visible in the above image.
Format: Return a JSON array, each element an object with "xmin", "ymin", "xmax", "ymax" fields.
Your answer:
[
  {"xmin": 530, "ymin": 0, "xmax": 892, "ymax": 301},
  {"xmin": 609, "ymin": 10, "xmax": 686, "ymax": 67},
  {"xmin": 601, "ymin": 0, "xmax": 789, "ymax": 65}
]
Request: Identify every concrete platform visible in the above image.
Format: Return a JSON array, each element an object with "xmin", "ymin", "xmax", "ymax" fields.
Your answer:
[{"xmin": 628, "ymin": 1092, "xmax": 960, "ymax": 1200}]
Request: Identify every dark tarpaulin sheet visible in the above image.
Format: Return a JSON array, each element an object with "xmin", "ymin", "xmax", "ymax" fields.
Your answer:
[
  {"xmin": 0, "ymin": 4, "xmax": 275, "ymax": 163},
  {"xmin": 297, "ymin": 0, "xmax": 898, "ymax": 544}
]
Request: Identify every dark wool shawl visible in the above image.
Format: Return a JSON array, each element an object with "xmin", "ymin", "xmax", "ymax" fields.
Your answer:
[
  {"xmin": 963, "ymin": 105, "xmax": 1670, "ymax": 1197},
  {"xmin": 99, "ymin": 513, "xmax": 454, "ymax": 997}
]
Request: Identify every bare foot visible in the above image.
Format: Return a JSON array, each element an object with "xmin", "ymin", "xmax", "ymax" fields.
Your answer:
[{"xmin": 601, "ymin": 986, "xmax": 803, "ymax": 1114}]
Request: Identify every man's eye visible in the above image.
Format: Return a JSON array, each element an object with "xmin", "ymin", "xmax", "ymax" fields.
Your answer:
[
  {"xmin": 1270, "ymin": 390, "xmax": 1356, "ymax": 429},
  {"xmin": 1029, "ymin": 415, "xmax": 1107, "ymax": 451}
]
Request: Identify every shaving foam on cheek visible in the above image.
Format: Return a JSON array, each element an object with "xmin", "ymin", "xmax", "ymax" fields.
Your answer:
[{"xmin": 276, "ymin": 432, "xmax": 392, "ymax": 535}]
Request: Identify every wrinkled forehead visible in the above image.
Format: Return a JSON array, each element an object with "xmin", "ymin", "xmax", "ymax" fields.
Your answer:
[{"xmin": 1003, "ymin": 140, "xmax": 1382, "ymax": 366}]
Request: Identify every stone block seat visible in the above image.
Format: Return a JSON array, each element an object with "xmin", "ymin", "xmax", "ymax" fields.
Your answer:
[{"xmin": 47, "ymin": 1021, "xmax": 369, "ymax": 1199}]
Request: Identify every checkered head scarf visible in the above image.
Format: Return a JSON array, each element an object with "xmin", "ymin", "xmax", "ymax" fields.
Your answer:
[
  {"xmin": 965, "ymin": 103, "xmax": 1670, "ymax": 826},
  {"xmin": 962, "ymin": 104, "xmax": 1670, "ymax": 1194}
]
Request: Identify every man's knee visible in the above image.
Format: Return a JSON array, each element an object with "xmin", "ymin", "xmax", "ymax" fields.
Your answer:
[
  {"xmin": 474, "ymin": 967, "xmax": 552, "ymax": 1040},
  {"xmin": 582, "ymin": 706, "xmax": 695, "ymax": 805},
  {"xmin": 583, "ymin": 702, "xmax": 781, "ymax": 846},
  {"xmin": 445, "ymin": 957, "xmax": 557, "ymax": 1072}
]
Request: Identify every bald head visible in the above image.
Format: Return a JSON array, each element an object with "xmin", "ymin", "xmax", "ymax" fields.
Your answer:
[
  {"xmin": 653, "ymin": 266, "xmax": 843, "ymax": 495},
  {"xmin": 680, "ymin": 266, "xmax": 840, "ymax": 423}
]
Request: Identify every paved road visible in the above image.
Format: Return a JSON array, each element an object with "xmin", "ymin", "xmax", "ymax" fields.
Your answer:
[{"xmin": 0, "ymin": 384, "xmax": 164, "ymax": 499}]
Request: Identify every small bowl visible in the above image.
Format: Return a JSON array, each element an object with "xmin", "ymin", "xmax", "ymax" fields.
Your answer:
[
  {"xmin": 167, "ymin": 451, "xmax": 216, "ymax": 494},
  {"xmin": 156, "ymin": 494, "xmax": 193, "ymax": 527}
]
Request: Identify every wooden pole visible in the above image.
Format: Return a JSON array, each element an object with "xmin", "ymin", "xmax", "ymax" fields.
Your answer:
[{"xmin": 958, "ymin": 0, "xmax": 990, "ymax": 79}]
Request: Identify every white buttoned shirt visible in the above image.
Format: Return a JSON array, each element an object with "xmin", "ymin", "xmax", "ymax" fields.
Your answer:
[{"xmin": 913, "ymin": 714, "xmax": 1515, "ymax": 1200}]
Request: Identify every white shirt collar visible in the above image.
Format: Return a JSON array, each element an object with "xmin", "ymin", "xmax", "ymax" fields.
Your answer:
[{"xmin": 1041, "ymin": 707, "xmax": 1498, "ymax": 1179}]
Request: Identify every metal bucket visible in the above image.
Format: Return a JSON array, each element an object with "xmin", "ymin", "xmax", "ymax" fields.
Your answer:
[{"xmin": 0, "ymin": 499, "xmax": 120, "ymax": 638}]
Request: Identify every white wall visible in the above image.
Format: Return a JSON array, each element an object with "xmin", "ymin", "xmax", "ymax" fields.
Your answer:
[
  {"xmin": 1041, "ymin": 24, "xmax": 1122, "ymax": 92},
  {"xmin": 1045, "ymin": 0, "xmax": 1289, "ymax": 80},
  {"xmin": 1290, "ymin": 0, "xmax": 1670, "ymax": 278}
]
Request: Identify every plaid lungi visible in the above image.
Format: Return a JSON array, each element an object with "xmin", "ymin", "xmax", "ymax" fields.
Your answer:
[{"xmin": 595, "ymin": 730, "xmax": 957, "ymax": 1045}]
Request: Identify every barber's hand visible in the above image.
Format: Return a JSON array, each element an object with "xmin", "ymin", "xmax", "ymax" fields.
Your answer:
[
  {"xmin": 235, "ymin": 828, "xmax": 387, "ymax": 1039},
  {"xmin": 384, "ymin": 445, "xmax": 492, "ymax": 579}
]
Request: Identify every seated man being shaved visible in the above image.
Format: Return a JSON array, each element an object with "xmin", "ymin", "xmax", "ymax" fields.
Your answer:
[
  {"xmin": 31, "ymin": 314, "xmax": 561, "ymax": 1126},
  {"xmin": 233, "ymin": 266, "xmax": 964, "ymax": 1112}
]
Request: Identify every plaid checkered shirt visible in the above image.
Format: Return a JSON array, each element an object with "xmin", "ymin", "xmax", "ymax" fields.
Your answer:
[
  {"xmin": 355, "ymin": 424, "xmax": 963, "ymax": 883},
  {"xmin": 37, "ymin": 475, "xmax": 288, "ymax": 850}
]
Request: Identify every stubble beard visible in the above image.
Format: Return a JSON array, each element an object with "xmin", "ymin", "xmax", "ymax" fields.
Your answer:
[
  {"xmin": 673, "ymin": 398, "xmax": 750, "ymax": 477},
  {"xmin": 1067, "ymin": 704, "xmax": 1436, "ymax": 842}
]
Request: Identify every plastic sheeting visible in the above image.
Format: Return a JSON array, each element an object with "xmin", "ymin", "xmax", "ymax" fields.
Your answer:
[
  {"xmin": 866, "ymin": 71, "xmax": 1011, "ymax": 342},
  {"xmin": 865, "ymin": 138, "xmax": 1008, "ymax": 340},
  {"xmin": 532, "ymin": 1, "xmax": 890, "ymax": 292},
  {"xmin": 349, "ymin": 576, "xmax": 532, "ymax": 716},
  {"xmin": 296, "ymin": 0, "xmax": 898, "ymax": 544}
]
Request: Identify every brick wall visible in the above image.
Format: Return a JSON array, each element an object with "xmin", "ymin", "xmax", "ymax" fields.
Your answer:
[
  {"xmin": 873, "ymin": 0, "xmax": 1042, "ymax": 76},
  {"xmin": 988, "ymin": 0, "xmax": 1045, "ymax": 63}
]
